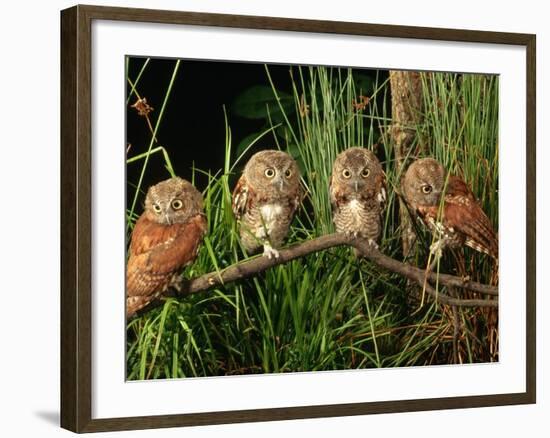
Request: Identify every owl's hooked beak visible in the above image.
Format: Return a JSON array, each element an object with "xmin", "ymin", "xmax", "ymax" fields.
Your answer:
[
  {"xmin": 276, "ymin": 176, "xmax": 285, "ymax": 191},
  {"xmin": 351, "ymin": 179, "xmax": 365, "ymax": 193}
]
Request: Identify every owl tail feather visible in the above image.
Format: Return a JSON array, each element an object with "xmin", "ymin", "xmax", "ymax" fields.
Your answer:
[{"xmin": 127, "ymin": 296, "xmax": 155, "ymax": 319}]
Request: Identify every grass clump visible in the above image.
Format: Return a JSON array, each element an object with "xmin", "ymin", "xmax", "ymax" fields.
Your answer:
[{"xmin": 126, "ymin": 59, "xmax": 499, "ymax": 379}]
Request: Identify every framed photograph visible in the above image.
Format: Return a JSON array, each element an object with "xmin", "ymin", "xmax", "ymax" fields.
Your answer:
[{"xmin": 60, "ymin": 4, "xmax": 536, "ymax": 433}]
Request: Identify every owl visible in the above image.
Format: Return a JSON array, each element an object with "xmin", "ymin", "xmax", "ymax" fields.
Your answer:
[
  {"xmin": 126, "ymin": 177, "xmax": 207, "ymax": 318},
  {"xmin": 401, "ymin": 157, "xmax": 498, "ymax": 261},
  {"xmin": 329, "ymin": 147, "xmax": 387, "ymax": 250},
  {"xmin": 232, "ymin": 150, "xmax": 302, "ymax": 259}
]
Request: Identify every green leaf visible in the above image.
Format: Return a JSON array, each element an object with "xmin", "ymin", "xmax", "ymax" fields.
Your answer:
[
  {"xmin": 232, "ymin": 85, "xmax": 294, "ymax": 119},
  {"xmin": 275, "ymin": 125, "xmax": 292, "ymax": 142},
  {"xmin": 286, "ymin": 144, "xmax": 305, "ymax": 175},
  {"xmin": 286, "ymin": 144, "xmax": 300, "ymax": 160},
  {"xmin": 235, "ymin": 132, "xmax": 265, "ymax": 157}
]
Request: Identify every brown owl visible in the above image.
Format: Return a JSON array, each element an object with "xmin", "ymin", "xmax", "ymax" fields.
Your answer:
[
  {"xmin": 401, "ymin": 157, "xmax": 498, "ymax": 260},
  {"xmin": 126, "ymin": 177, "xmax": 207, "ymax": 318},
  {"xmin": 232, "ymin": 150, "xmax": 302, "ymax": 259},
  {"xmin": 330, "ymin": 147, "xmax": 387, "ymax": 251}
]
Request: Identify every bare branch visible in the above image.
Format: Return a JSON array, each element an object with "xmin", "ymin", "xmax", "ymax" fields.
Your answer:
[{"xmin": 133, "ymin": 233, "xmax": 497, "ymax": 318}]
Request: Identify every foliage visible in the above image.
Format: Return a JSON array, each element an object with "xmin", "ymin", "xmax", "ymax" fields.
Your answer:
[{"xmin": 126, "ymin": 58, "xmax": 499, "ymax": 379}]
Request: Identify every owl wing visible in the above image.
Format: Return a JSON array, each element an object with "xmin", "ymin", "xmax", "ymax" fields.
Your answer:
[
  {"xmin": 329, "ymin": 174, "xmax": 344, "ymax": 212},
  {"xmin": 232, "ymin": 175, "xmax": 252, "ymax": 220},
  {"xmin": 289, "ymin": 182, "xmax": 305, "ymax": 217},
  {"xmin": 374, "ymin": 171, "xmax": 387, "ymax": 214},
  {"xmin": 126, "ymin": 214, "xmax": 207, "ymax": 315},
  {"xmin": 329, "ymin": 174, "xmax": 336, "ymax": 204},
  {"xmin": 442, "ymin": 177, "xmax": 498, "ymax": 258}
]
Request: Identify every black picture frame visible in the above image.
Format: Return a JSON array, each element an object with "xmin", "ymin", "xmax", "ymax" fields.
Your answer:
[{"xmin": 60, "ymin": 4, "xmax": 536, "ymax": 433}]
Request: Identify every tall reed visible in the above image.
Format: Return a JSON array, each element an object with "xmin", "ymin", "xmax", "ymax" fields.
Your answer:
[{"xmin": 126, "ymin": 60, "xmax": 499, "ymax": 379}]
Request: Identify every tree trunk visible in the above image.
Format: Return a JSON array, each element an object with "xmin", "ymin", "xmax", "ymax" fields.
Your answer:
[{"xmin": 389, "ymin": 71, "xmax": 424, "ymax": 258}]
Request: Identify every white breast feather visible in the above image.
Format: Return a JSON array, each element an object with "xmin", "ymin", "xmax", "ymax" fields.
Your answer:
[
  {"xmin": 348, "ymin": 199, "xmax": 362, "ymax": 213},
  {"xmin": 260, "ymin": 204, "xmax": 283, "ymax": 230}
]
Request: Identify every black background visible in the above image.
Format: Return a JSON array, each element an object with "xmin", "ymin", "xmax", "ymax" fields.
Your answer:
[
  {"xmin": 126, "ymin": 57, "xmax": 384, "ymax": 210},
  {"xmin": 126, "ymin": 57, "xmax": 296, "ymax": 205}
]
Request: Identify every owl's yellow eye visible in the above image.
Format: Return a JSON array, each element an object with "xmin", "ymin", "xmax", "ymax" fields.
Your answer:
[
  {"xmin": 285, "ymin": 169, "xmax": 292, "ymax": 178},
  {"xmin": 422, "ymin": 185, "xmax": 433, "ymax": 194},
  {"xmin": 264, "ymin": 168, "xmax": 275, "ymax": 178},
  {"xmin": 153, "ymin": 204, "xmax": 162, "ymax": 214},
  {"xmin": 361, "ymin": 168, "xmax": 370, "ymax": 178},
  {"xmin": 342, "ymin": 169, "xmax": 352, "ymax": 179},
  {"xmin": 171, "ymin": 199, "xmax": 183, "ymax": 210}
]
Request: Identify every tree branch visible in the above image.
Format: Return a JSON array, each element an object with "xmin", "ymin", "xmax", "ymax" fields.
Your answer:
[{"xmin": 137, "ymin": 233, "xmax": 497, "ymax": 317}]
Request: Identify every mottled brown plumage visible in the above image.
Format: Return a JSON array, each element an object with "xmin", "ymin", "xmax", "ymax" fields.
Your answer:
[
  {"xmin": 401, "ymin": 158, "xmax": 498, "ymax": 260},
  {"xmin": 330, "ymin": 147, "xmax": 386, "ymax": 251},
  {"xmin": 126, "ymin": 177, "xmax": 207, "ymax": 317},
  {"xmin": 232, "ymin": 150, "xmax": 302, "ymax": 259}
]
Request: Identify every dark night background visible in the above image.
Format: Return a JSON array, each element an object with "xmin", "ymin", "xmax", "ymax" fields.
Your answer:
[{"xmin": 126, "ymin": 57, "xmax": 383, "ymax": 208}]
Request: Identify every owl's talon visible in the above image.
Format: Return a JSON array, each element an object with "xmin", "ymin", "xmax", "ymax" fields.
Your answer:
[
  {"xmin": 263, "ymin": 245, "xmax": 280, "ymax": 259},
  {"xmin": 367, "ymin": 239, "xmax": 379, "ymax": 249},
  {"xmin": 208, "ymin": 277, "xmax": 216, "ymax": 285},
  {"xmin": 429, "ymin": 240, "xmax": 444, "ymax": 260}
]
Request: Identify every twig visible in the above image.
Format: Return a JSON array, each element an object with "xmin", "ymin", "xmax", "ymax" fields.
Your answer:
[
  {"xmin": 452, "ymin": 304, "xmax": 460, "ymax": 364},
  {"xmin": 133, "ymin": 233, "xmax": 498, "ymax": 317}
]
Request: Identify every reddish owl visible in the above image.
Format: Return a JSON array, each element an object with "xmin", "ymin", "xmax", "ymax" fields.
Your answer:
[
  {"xmin": 330, "ymin": 147, "xmax": 387, "ymax": 250},
  {"xmin": 232, "ymin": 150, "xmax": 302, "ymax": 259},
  {"xmin": 401, "ymin": 157, "xmax": 498, "ymax": 260},
  {"xmin": 126, "ymin": 177, "xmax": 207, "ymax": 317}
]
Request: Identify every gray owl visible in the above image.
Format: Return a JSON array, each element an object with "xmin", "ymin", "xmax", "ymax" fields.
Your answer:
[
  {"xmin": 330, "ymin": 147, "xmax": 387, "ymax": 250},
  {"xmin": 232, "ymin": 150, "xmax": 303, "ymax": 259}
]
